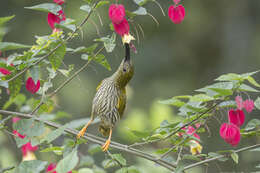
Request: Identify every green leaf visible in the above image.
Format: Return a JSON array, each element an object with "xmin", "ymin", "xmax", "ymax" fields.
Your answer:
[
  {"xmin": 175, "ymin": 165, "xmax": 184, "ymax": 173},
  {"xmin": 81, "ymin": 54, "xmax": 89, "ymax": 60},
  {"xmin": 182, "ymin": 154, "xmax": 201, "ymax": 161},
  {"xmin": 0, "ymin": 42, "xmax": 31, "ymax": 51},
  {"xmin": 0, "ymin": 15, "xmax": 15, "ymax": 26},
  {"xmin": 56, "ymin": 149, "xmax": 79, "ymax": 173},
  {"xmin": 78, "ymin": 168, "xmax": 94, "ymax": 173},
  {"xmin": 73, "ymin": 44, "xmax": 98, "ymax": 54},
  {"xmin": 219, "ymin": 101, "xmax": 236, "ymax": 108},
  {"xmin": 96, "ymin": 1, "xmax": 109, "ymax": 9},
  {"xmin": 79, "ymin": 155, "xmax": 95, "ymax": 167},
  {"xmin": 14, "ymin": 160, "xmax": 48, "ymax": 173},
  {"xmin": 215, "ymin": 73, "xmax": 242, "ymax": 82},
  {"xmin": 190, "ymin": 94, "xmax": 214, "ymax": 102},
  {"xmin": 255, "ymin": 97, "xmax": 260, "ymax": 110},
  {"xmin": 208, "ymin": 152, "xmax": 228, "ymax": 162},
  {"xmin": 133, "ymin": 7, "xmax": 147, "ymax": 15},
  {"xmin": 15, "ymin": 136, "xmax": 30, "ymax": 148},
  {"xmin": 80, "ymin": 5, "xmax": 91, "ymax": 13},
  {"xmin": 239, "ymin": 84, "xmax": 259, "ymax": 92},
  {"xmin": 159, "ymin": 98, "xmax": 185, "ymax": 107},
  {"xmin": 25, "ymin": 3, "xmax": 62, "ymax": 15},
  {"xmin": 111, "ymin": 154, "xmax": 126, "ymax": 166},
  {"xmin": 127, "ymin": 166, "xmax": 141, "ymax": 173},
  {"xmin": 92, "ymin": 54, "xmax": 111, "ymax": 71},
  {"xmin": 116, "ymin": 168, "xmax": 128, "ymax": 173},
  {"xmin": 102, "ymin": 159, "xmax": 119, "ymax": 169},
  {"xmin": 241, "ymin": 70, "xmax": 260, "ymax": 79},
  {"xmin": 41, "ymin": 124, "xmax": 67, "ymax": 143},
  {"xmin": 133, "ymin": 0, "xmax": 150, "ymax": 6},
  {"xmin": 94, "ymin": 34, "xmax": 116, "ymax": 53},
  {"xmin": 244, "ymin": 119, "xmax": 260, "ymax": 131},
  {"xmin": 40, "ymin": 146, "xmax": 63, "ymax": 155},
  {"xmin": 48, "ymin": 43, "xmax": 66, "ymax": 70},
  {"xmin": 9, "ymin": 76, "xmax": 22, "ymax": 98},
  {"xmin": 13, "ymin": 119, "xmax": 45, "ymax": 137},
  {"xmin": 247, "ymin": 76, "xmax": 260, "ymax": 88},
  {"xmin": 88, "ymin": 144, "xmax": 102, "ymax": 155},
  {"xmin": 231, "ymin": 152, "xmax": 239, "ymax": 164}
]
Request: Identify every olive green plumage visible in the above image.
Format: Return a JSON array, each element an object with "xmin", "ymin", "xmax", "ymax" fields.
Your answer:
[{"xmin": 91, "ymin": 43, "xmax": 134, "ymax": 136}]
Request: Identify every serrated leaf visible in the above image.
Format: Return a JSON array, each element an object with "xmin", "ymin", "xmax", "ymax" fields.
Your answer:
[
  {"xmin": 247, "ymin": 76, "xmax": 260, "ymax": 88},
  {"xmin": 48, "ymin": 43, "xmax": 66, "ymax": 70},
  {"xmin": 255, "ymin": 97, "xmax": 260, "ymax": 110},
  {"xmin": 215, "ymin": 73, "xmax": 242, "ymax": 82},
  {"xmin": 190, "ymin": 94, "xmax": 214, "ymax": 102},
  {"xmin": 231, "ymin": 152, "xmax": 239, "ymax": 164},
  {"xmin": 133, "ymin": 7, "xmax": 147, "ymax": 15},
  {"xmin": 41, "ymin": 124, "xmax": 67, "ymax": 143},
  {"xmin": 0, "ymin": 42, "xmax": 31, "ymax": 51},
  {"xmin": 0, "ymin": 15, "xmax": 15, "ymax": 26},
  {"xmin": 159, "ymin": 98, "xmax": 185, "ymax": 107},
  {"xmin": 14, "ymin": 160, "xmax": 48, "ymax": 173},
  {"xmin": 111, "ymin": 154, "xmax": 126, "ymax": 166},
  {"xmin": 96, "ymin": 1, "xmax": 109, "ymax": 9},
  {"xmin": 80, "ymin": 5, "xmax": 91, "ymax": 13},
  {"xmin": 244, "ymin": 119, "xmax": 260, "ymax": 131},
  {"xmin": 92, "ymin": 54, "xmax": 111, "ymax": 71},
  {"xmin": 40, "ymin": 146, "xmax": 63, "ymax": 155},
  {"xmin": 56, "ymin": 149, "xmax": 79, "ymax": 173},
  {"xmin": 13, "ymin": 119, "xmax": 45, "ymax": 137},
  {"xmin": 25, "ymin": 3, "xmax": 62, "ymax": 15},
  {"xmin": 88, "ymin": 144, "xmax": 101, "ymax": 155},
  {"xmin": 239, "ymin": 84, "xmax": 259, "ymax": 92},
  {"xmin": 102, "ymin": 159, "xmax": 118, "ymax": 169},
  {"xmin": 241, "ymin": 70, "xmax": 260, "ymax": 79},
  {"xmin": 94, "ymin": 34, "xmax": 116, "ymax": 53},
  {"xmin": 73, "ymin": 44, "xmax": 98, "ymax": 54}
]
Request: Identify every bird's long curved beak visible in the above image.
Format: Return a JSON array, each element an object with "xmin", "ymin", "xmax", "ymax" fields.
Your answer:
[{"xmin": 124, "ymin": 43, "xmax": 130, "ymax": 62}]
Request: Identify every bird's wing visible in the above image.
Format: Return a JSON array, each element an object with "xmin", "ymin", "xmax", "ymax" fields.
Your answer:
[{"xmin": 116, "ymin": 87, "xmax": 126, "ymax": 118}]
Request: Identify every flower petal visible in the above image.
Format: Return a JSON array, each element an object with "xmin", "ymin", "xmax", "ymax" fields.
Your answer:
[
  {"xmin": 235, "ymin": 96, "xmax": 243, "ymax": 110},
  {"xmin": 228, "ymin": 109, "xmax": 245, "ymax": 127},
  {"xmin": 26, "ymin": 77, "xmax": 40, "ymax": 94},
  {"xmin": 54, "ymin": 0, "xmax": 65, "ymax": 5},
  {"xmin": 168, "ymin": 5, "xmax": 185, "ymax": 24},
  {"xmin": 243, "ymin": 99, "xmax": 254, "ymax": 113},
  {"xmin": 0, "ymin": 67, "xmax": 11, "ymax": 75},
  {"xmin": 219, "ymin": 123, "xmax": 240, "ymax": 147},
  {"xmin": 113, "ymin": 18, "xmax": 130, "ymax": 36},
  {"xmin": 109, "ymin": 4, "xmax": 125, "ymax": 24}
]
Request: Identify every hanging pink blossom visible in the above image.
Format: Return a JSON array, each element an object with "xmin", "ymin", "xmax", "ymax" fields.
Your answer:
[
  {"xmin": 168, "ymin": 4, "xmax": 185, "ymax": 24},
  {"xmin": 243, "ymin": 99, "xmax": 254, "ymax": 113},
  {"xmin": 13, "ymin": 130, "xmax": 26, "ymax": 139},
  {"xmin": 228, "ymin": 109, "xmax": 245, "ymax": 127},
  {"xmin": 12, "ymin": 117, "xmax": 21, "ymax": 123},
  {"xmin": 21, "ymin": 142, "xmax": 38, "ymax": 157},
  {"xmin": 47, "ymin": 10, "xmax": 66, "ymax": 30},
  {"xmin": 109, "ymin": 4, "xmax": 125, "ymax": 24},
  {"xmin": 235, "ymin": 96, "xmax": 243, "ymax": 110},
  {"xmin": 46, "ymin": 163, "xmax": 72, "ymax": 173},
  {"xmin": 54, "ymin": 0, "xmax": 65, "ymax": 5},
  {"xmin": 0, "ymin": 67, "xmax": 11, "ymax": 75},
  {"xmin": 173, "ymin": 0, "xmax": 181, "ymax": 4},
  {"xmin": 26, "ymin": 77, "xmax": 40, "ymax": 94},
  {"xmin": 186, "ymin": 126, "xmax": 200, "ymax": 140},
  {"xmin": 112, "ymin": 18, "xmax": 130, "ymax": 36},
  {"xmin": 219, "ymin": 123, "xmax": 240, "ymax": 147}
]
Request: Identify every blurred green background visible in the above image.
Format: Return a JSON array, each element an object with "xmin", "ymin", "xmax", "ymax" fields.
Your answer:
[{"xmin": 1, "ymin": 0, "xmax": 260, "ymax": 172}]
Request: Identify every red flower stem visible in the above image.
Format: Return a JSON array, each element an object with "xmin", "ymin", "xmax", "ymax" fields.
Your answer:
[
  {"xmin": 6, "ymin": 0, "xmax": 101, "ymax": 83},
  {"xmin": 183, "ymin": 143, "xmax": 260, "ymax": 170}
]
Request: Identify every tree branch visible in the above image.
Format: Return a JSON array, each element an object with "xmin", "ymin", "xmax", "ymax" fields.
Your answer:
[
  {"xmin": 0, "ymin": 110, "xmax": 176, "ymax": 171},
  {"xmin": 6, "ymin": 0, "xmax": 100, "ymax": 83},
  {"xmin": 183, "ymin": 143, "xmax": 260, "ymax": 170}
]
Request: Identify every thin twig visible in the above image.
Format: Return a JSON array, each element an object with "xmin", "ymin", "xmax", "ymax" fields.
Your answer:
[
  {"xmin": 0, "ymin": 110, "xmax": 176, "ymax": 171},
  {"xmin": 0, "ymin": 166, "xmax": 15, "ymax": 173},
  {"xmin": 183, "ymin": 143, "xmax": 260, "ymax": 170},
  {"xmin": 30, "ymin": 46, "xmax": 104, "ymax": 114},
  {"xmin": 130, "ymin": 101, "xmax": 221, "ymax": 147},
  {"xmin": 6, "ymin": 0, "xmax": 101, "ymax": 83}
]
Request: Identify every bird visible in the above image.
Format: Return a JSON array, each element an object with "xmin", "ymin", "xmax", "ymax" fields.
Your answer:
[{"xmin": 76, "ymin": 43, "xmax": 134, "ymax": 151}]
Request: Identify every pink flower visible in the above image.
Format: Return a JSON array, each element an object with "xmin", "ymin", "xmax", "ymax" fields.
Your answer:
[
  {"xmin": 168, "ymin": 4, "xmax": 185, "ymax": 24},
  {"xmin": 47, "ymin": 10, "xmax": 66, "ymax": 30},
  {"xmin": 112, "ymin": 18, "xmax": 130, "ymax": 36},
  {"xmin": 179, "ymin": 125, "xmax": 200, "ymax": 140},
  {"xmin": 0, "ymin": 67, "xmax": 11, "ymax": 75},
  {"xmin": 21, "ymin": 142, "xmax": 38, "ymax": 156},
  {"xmin": 235, "ymin": 96, "xmax": 243, "ymax": 110},
  {"xmin": 26, "ymin": 77, "xmax": 40, "ymax": 94},
  {"xmin": 243, "ymin": 99, "xmax": 254, "ymax": 113},
  {"xmin": 13, "ymin": 130, "xmax": 25, "ymax": 139},
  {"xmin": 46, "ymin": 163, "xmax": 72, "ymax": 173},
  {"xmin": 219, "ymin": 123, "xmax": 240, "ymax": 147},
  {"xmin": 12, "ymin": 117, "xmax": 21, "ymax": 123},
  {"xmin": 54, "ymin": 0, "xmax": 65, "ymax": 5},
  {"xmin": 109, "ymin": 4, "xmax": 125, "ymax": 24},
  {"xmin": 173, "ymin": 0, "xmax": 181, "ymax": 4},
  {"xmin": 228, "ymin": 109, "xmax": 245, "ymax": 127}
]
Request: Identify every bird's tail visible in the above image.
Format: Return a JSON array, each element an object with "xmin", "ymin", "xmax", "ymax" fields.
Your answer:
[{"xmin": 98, "ymin": 123, "xmax": 110, "ymax": 137}]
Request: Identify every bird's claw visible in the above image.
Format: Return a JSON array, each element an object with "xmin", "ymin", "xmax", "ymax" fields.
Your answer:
[
  {"xmin": 102, "ymin": 139, "xmax": 111, "ymax": 152},
  {"xmin": 77, "ymin": 128, "xmax": 86, "ymax": 139}
]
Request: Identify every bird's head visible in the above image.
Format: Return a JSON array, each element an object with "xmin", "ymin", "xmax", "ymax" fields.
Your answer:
[{"xmin": 113, "ymin": 43, "xmax": 134, "ymax": 87}]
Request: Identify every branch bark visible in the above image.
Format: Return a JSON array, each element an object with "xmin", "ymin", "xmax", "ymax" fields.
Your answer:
[{"xmin": 0, "ymin": 110, "xmax": 176, "ymax": 171}]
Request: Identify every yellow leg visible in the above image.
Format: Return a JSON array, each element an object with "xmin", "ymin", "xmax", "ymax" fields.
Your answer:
[
  {"xmin": 77, "ymin": 118, "xmax": 93, "ymax": 139},
  {"xmin": 102, "ymin": 128, "xmax": 112, "ymax": 152}
]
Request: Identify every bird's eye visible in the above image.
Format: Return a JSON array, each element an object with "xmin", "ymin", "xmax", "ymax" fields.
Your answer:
[{"xmin": 123, "ymin": 68, "xmax": 127, "ymax": 72}]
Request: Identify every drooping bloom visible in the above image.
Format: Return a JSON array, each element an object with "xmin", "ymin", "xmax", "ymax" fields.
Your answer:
[
  {"xmin": 0, "ymin": 67, "xmax": 11, "ymax": 75},
  {"xmin": 219, "ymin": 123, "xmax": 240, "ymax": 147},
  {"xmin": 46, "ymin": 163, "xmax": 72, "ymax": 173},
  {"xmin": 12, "ymin": 117, "xmax": 21, "ymax": 123},
  {"xmin": 235, "ymin": 96, "xmax": 243, "ymax": 110},
  {"xmin": 26, "ymin": 77, "xmax": 40, "ymax": 94},
  {"xmin": 21, "ymin": 142, "xmax": 38, "ymax": 157},
  {"xmin": 173, "ymin": 0, "xmax": 181, "ymax": 4},
  {"xmin": 185, "ymin": 125, "xmax": 200, "ymax": 140},
  {"xmin": 168, "ymin": 4, "xmax": 185, "ymax": 24},
  {"xmin": 228, "ymin": 109, "xmax": 245, "ymax": 127},
  {"xmin": 109, "ymin": 4, "xmax": 125, "ymax": 24},
  {"xmin": 189, "ymin": 140, "xmax": 202, "ymax": 155},
  {"xmin": 243, "ymin": 99, "xmax": 254, "ymax": 113},
  {"xmin": 47, "ymin": 10, "xmax": 66, "ymax": 30},
  {"xmin": 112, "ymin": 18, "xmax": 130, "ymax": 36},
  {"xmin": 54, "ymin": 0, "xmax": 65, "ymax": 5}
]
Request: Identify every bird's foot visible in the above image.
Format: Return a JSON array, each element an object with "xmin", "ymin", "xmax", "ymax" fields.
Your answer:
[
  {"xmin": 77, "ymin": 127, "xmax": 87, "ymax": 139},
  {"xmin": 102, "ymin": 139, "xmax": 111, "ymax": 152}
]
